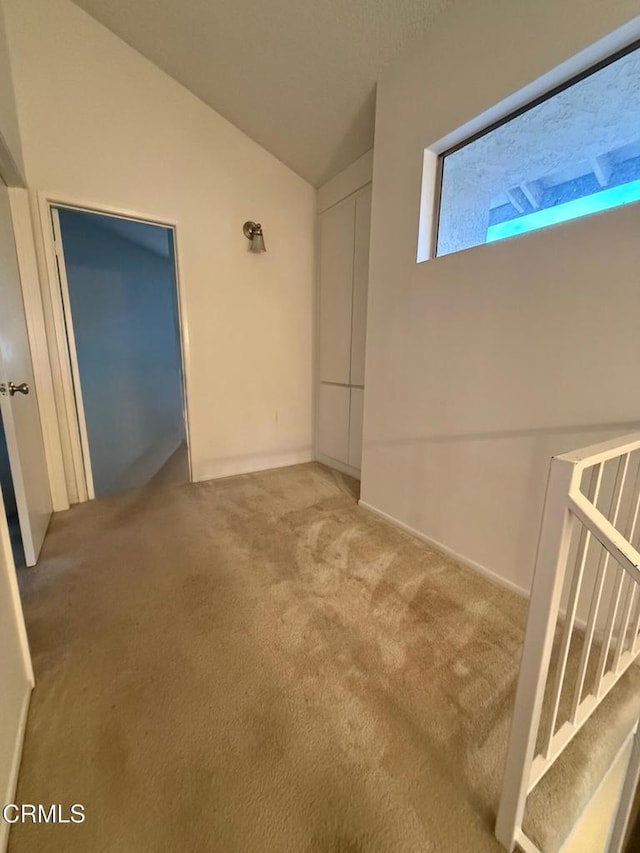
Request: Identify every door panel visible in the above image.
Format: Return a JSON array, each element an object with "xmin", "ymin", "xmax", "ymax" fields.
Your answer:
[
  {"xmin": 351, "ymin": 188, "xmax": 371, "ymax": 387},
  {"xmin": 0, "ymin": 184, "xmax": 52, "ymax": 564},
  {"xmin": 0, "ymin": 481, "xmax": 33, "ymax": 851},
  {"xmin": 317, "ymin": 383, "xmax": 350, "ymax": 464},
  {"xmin": 319, "ymin": 199, "xmax": 355, "ymax": 384},
  {"xmin": 348, "ymin": 387, "xmax": 364, "ymax": 470}
]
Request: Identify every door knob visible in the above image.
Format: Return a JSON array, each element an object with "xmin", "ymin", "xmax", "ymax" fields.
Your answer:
[{"xmin": 0, "ymin": 381, "xmax": 30, "ymax": 396}]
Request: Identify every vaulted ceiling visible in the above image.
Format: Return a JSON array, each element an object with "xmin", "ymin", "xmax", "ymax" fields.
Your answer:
[{"xmin": 71, "ymin": 0, "xmax": 456, "ymax": 186}]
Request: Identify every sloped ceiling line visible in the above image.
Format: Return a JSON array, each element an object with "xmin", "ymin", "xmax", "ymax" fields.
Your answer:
[{"xmin": 71, "ymin": 0, "xmax": 457, "ymax": 186}]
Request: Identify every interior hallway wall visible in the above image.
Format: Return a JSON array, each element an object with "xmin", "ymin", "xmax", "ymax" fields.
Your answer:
[
  {"xmin": 2, "ymin": 0, "xmax": 315, "ymax": 486},
  {"xmin": 57, "ymin": 210, "xmax": 184, "ymax": 496},
  {"xmin": 0, "ymin": 0, "xmax": 23, "ymax": 182},
  {"xmin": 362, "ymin": 0, "xmax": 640, "ymax": 594}
]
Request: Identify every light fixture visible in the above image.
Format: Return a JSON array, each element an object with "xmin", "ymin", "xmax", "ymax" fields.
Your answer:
[{"xmin": 243, "ymin": 221, "xmax": 266, "ymax": 253}]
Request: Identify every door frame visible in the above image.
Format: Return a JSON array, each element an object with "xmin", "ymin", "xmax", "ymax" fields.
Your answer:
[{"xmin": 37, "ymin": 193, "xmax": 194, "ymax": 502}]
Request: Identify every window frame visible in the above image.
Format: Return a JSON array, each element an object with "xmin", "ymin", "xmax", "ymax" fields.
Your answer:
[{"xmin": 433, "ymin": 37, "xmax": 640, "ymax": 258}]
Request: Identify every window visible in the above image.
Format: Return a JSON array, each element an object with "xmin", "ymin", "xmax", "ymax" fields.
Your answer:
[{"xmin": 435, "ymin": 42, "xmax": 640, "ymax": 258}]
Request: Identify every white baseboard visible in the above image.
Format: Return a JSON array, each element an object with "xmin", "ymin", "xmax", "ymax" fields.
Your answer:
[
  {"xmin": 1, "ymin": 688, "xmax": 31, "ymax": 853},
  {"xmin": 358, "ymin": 500, "xmax": 529, "ymax": 600},
  {"xmin": 194, "ymin": 447, "xmax": 314, "ymax": 482}
]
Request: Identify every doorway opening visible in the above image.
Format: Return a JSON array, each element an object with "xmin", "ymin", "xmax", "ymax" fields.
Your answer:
[
  {"xmin": 0, "ymin": 416, "xmax": 24, "ymax": 567},
  {"xmin": 52, "ymin": 206, "xmax": 190, "ymax": 499}
]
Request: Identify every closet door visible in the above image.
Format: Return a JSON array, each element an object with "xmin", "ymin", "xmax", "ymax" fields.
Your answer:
[
  {"xmin": 317, "ymin": 384, "xmax": 350, "ymax": 464},
  {"xmin": 350, "ymin": 187, "xmax": 371, "ymax": 387},
  {"xmin": 318, "ymin": 198, "xmax": 355, "ymax": 385},
  {"xmin": 348, "ymin": 388, "xmax": 364, "ymax": 469}
]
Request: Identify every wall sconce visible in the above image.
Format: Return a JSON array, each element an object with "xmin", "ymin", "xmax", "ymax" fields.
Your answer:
[{"xmin": 243, "ymin": 221, "xmax": 266, "ymax": 253}]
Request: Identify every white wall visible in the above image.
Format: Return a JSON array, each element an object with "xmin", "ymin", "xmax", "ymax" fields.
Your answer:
[
  {"xmin": 362, "ymin": 0, "xmax": 640, "ymax": 594},
  {"xmin": 0, "ymin": 0, "xmax": 23, "ymax": 183},
  {"xmin": 2, "ymin": 0, "xmax": 316, "ymax": 485},
  {"xmin": 57, "ymin": 209, "xmax": 185, "ymax": 496}
]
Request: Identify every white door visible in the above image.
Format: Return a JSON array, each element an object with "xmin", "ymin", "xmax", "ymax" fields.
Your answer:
[
  {"xmin": 0, "ymin": 183, "xmax": 52, "ymax": 564},
  {"xmin": 319, "ymin": 197, "xmax": 356, "ymax": 384},
  {"xmin": 348, "ymin": 387, "xmax": 364, "ymax": 470},
  {"xmin": 317, "ymin": 383, "xmax": 350, "ymax": 464},
  {"xmin": 0, "ymin": 482, "xmax": 33, "ymax": 851},
  {"xmin": 350, "ymin": 187, "xmax": 371, "ymax": 387}
]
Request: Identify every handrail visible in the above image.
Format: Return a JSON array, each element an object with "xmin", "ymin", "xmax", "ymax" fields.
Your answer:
[
  {"xmin": 555, "ymin": 432, "xmax": 640, "ymax": 466},
  {"xmin": 495, "ymin": 433, "xmax": 640, "ymax": 853},
  {"xmin": 569, "ymin": 491, "xmax": 640, "ymax": 585}
]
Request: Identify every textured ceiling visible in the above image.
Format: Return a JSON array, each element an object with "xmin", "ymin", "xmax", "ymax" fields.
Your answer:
[{"xmin": 70, "ymin": 0, "xmax": 456, "ymax": 186}]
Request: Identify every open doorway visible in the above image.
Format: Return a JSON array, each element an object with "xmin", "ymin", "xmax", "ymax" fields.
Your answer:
[
  {"xmin": 0, "ymin": 416, "xmax": 25, "ymax": 568},
  {"xmin": 52, "ymin": 206, "xmax": 189, "ymax": 499}
]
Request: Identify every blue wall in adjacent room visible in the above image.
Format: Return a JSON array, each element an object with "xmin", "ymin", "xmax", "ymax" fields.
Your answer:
[{"xmin": 58, "ymin": 209, "xmax": 185, "ymax": 497}]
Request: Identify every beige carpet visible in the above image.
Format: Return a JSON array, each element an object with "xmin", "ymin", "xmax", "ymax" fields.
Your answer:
[{"xmin": 10, "ymin": 463, "xmax": 640, "ymax": 852}]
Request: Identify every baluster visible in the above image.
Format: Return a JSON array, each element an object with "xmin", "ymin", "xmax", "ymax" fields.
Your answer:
[
  {"xmin": 571, "ymin": 455, "xmax": 629, "ymax": 717},
  {"xmin": 543, "ymin": 464, "xmax": 603, "ymax": 754}
]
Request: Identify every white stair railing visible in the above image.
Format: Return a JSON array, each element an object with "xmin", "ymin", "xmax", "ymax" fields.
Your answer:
[{"xmin": 495, "ymin": 433, "xmax": 640, "ymax": 853}]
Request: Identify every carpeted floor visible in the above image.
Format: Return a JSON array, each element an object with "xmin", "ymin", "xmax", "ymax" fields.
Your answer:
[{"xmin": 9, "ymin": 463, "xmax": 640, "ymax": 852}]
